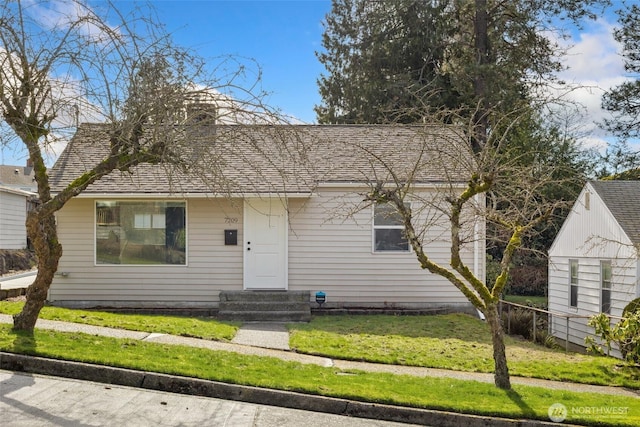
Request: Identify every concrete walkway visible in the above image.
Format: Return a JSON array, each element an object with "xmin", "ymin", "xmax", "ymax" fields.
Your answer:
[
  {"xmin": 0, "ymin": 270, "xmax": 36, "ymax": 290},
  {"xmin": 0, "ymin": 313, "xmax": 637, "ymax": 398}
]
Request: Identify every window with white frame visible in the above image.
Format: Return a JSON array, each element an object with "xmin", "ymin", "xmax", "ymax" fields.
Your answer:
[
  {"xmin": 569, "ymin": 259, "xmax": 578, "ymax": 308},
  {"xmin": 373, "ymin": 202, "xmax": 410, "ymax": 252},
  {"xmin": 96, "ymin": 201, "xmax": 186, "ymax": 265},
  {"xmin": 601, "ymin": 261, "xmax": 612, "ymax": 314}
]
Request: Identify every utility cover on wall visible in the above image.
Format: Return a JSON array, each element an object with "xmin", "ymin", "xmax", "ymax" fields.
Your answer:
[{"xmin": 224, "ymin": 229, "xmax": 238, "ymax": 246}]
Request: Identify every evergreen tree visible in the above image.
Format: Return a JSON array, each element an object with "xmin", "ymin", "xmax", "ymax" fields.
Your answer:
[
  {"xmin": 602, "ymin": 3, "xmax": 640, "ymax": 140},
  {"xmin": 316, "ymin": 0, "xmax": 457, "ymax": 124}
]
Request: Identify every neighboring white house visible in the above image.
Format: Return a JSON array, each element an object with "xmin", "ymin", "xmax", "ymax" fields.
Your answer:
[
  {"xmin": 548, "ymin": 181, "xmax": 640, "ymax": 351},
  {"xmin": 47, "ymin": 123, "xmax": 484, "ymax": 312},
  {"xmin": 0, "ymin": 185, "xmax": 34, "ymax": 250}
]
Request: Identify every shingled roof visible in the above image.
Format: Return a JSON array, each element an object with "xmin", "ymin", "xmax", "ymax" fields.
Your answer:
[
  {"xmin": 590, "ymin": 180, "xmax": 640, "ymax": 246},
  {"xmin": 0, "ymin": 164, "xmax": 36, "ymax": 191},
  {"xmin": 49, "ymin": 123, "xmax": 471, "ymax": 195}
]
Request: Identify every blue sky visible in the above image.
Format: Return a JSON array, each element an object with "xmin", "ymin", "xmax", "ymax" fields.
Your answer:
[
  {"xmin": 149, "ymin": 0, "xmax": 331, "ymax": 123},
  {"xmin": 0, "ymin": 1, "xmax": 632, "ymax": 165}
]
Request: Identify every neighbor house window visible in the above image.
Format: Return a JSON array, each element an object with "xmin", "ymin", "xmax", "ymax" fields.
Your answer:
[
  {"xmin": 569, "ymin": 259, "xmax": 578, "ymax": 308},
  {"xmin": 373, "ymin": 203, "xmax": 410, "ymax": 252},
  {"xmin": 601, "ymin": 261, "xmax": 612, "ymax": 314},
  {"xmin": 96, "ymin": 201, "xmax": 186, "ymax": 265}
]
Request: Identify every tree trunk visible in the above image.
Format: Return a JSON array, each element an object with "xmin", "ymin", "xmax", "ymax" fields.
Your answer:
[
  {"xmin": 485, "ymin": 303, "xmax": 511, "ymax": 390},
  {"xmin": 13, "ymin": 211, "xmax": 62, "ymax": 332}
]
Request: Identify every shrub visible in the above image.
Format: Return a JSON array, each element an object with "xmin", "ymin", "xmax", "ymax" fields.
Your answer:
[
  {"xmin": 486, "ymin": 255, "xmax": 547, "ymax": 297},
  {"xmin": 623, "ymin": 297, "xmax": 640, "ymax": 317},
  {"xmin": 586, "ymin": 310, "xmax": 640, "ymax": 365},
  {"xmin": 501, "ymin": 305, "xmax": 556, "ymax": 348},
  {"xmin": 503, "ymin": 307, "xmax": 534, "ymax": 339},
  {"xmin": 507, "ymin": 265, "xmax": 547, "ymax": 296}
]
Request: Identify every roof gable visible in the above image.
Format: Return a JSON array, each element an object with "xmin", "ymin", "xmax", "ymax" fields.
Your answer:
[{"xmin": 50, "ymin": 124, "xmax": 471, "ymax": 195}]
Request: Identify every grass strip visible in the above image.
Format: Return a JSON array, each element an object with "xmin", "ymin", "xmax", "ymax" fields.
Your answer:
[
  {"xmin": 0, "ymin": 325, "xmax": 637, "ymax": 427},
  {"xmin": 289, "ymin": 314, "xmax": 640, "ymax": 389},
  {"xmin": 0, "ymin": 301, "xmax": 239, "ymax": 341},
  {"xmin": 2, "ymin": 302, "xmax": 638, "ymax": 390}
]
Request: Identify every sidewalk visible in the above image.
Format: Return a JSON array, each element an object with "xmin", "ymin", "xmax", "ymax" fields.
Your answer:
[
  {"xmin": 0, "ymin": 270, "xmax": 36, "ymax": 290},
  {"xmin": 0, "ymin": 313, "xmax": 637, "ymax": 398}
]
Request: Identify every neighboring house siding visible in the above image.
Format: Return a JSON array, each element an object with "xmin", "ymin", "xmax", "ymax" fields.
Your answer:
[
  {"xmin": 549, "ymin": 257, "xmax": 636, "ymax": 345},
  {"xmin": 549, "ymin": 184, "xmax": 640, "ymax": 353},
  {"xmin": 50, "ymin": 198, "xmax": 243, "ymax": 306},
  {"xmin": 287, "ymin": 188, "xmax": 472, "ymax": 307},
  {"xmin": 0, "ymin": 190, "xmax": 28, "ymax": 250},
  {"xmin": 549, "ymin": 187, "xmax": 635, "ymax": 260}
]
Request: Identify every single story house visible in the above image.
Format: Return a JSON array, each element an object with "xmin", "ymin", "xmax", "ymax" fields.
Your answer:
[
  {"xmin": 548, "ymin": 180, "xmax": 640, "ymax": 351},
  {"xmin": 0, "ymin": 185, "xmax": 35, "ymax": 250},
  {"xmin": 47, "ymin": 123, "xmax": 484, "ymax": 316}
]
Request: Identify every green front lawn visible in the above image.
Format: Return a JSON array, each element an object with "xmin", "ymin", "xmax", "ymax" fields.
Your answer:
[
  {"xmin": 3, "ymin": 301, "xmax": 637, "ymax": 390},
  {"xmin": 1, "ymin": 324, "xmax": 638, "ymax": 427},
  {"xmin": 289, "ymin": 314, "xmax": 640, "ymax": 389},
  {"xmin": 0, "ymin": 301, "xmax": 239, "ymax": 341}
]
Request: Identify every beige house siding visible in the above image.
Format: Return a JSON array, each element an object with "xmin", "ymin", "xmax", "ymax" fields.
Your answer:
[
  {"xmin": 51, "ymin": 189, "xmax": 479, "ymax": 309},
  {"xmin": 50, "ymin": 198, "xmax": 243, "ymax": 306},
  {"xmin": 287, "ymin": 188, "xmax": 474, "ymax": 307},
  {"xmin": 0, "ymin": 189, "xmax": 28, "ymax": 250}
]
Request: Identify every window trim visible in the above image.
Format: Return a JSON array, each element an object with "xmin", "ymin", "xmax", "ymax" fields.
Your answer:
[
  {"xmin": 569, "ymin": 259, "xmax": 578, "ymax": 308},
  {"xmin": 372, "ymin": 202, "xmax": 411, "ymax": 253},
  {"xmin": 600, "ymin": 260, "xmax": 612, "ymax": 314},
  {"xmin": 94, "ymin": 199, "xmax": 187, "ymax": 267}
]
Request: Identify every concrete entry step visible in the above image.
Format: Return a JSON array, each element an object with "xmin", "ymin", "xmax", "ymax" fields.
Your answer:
[{"xmin": 218, "ymin": 291, "xmax": 311, "ymax": 322}]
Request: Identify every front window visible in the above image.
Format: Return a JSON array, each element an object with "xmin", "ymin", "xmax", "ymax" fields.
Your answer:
[
  {"xmin": 569, "ymin": 259, "xmax": 578, "ymax": 308},
  {"xmin": 373, "ymin": 203, "xmax": 410, "ymax": 252},
  {"xmin": 96, "ymin": 201, "xmax": 186, "ymax": 265},
  {"xmin": 601, "ymin": 261, "xmax": 612, "ymax": 314}
]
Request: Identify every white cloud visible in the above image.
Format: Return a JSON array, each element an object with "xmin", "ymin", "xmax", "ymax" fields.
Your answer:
[
  {"xmin": 551, "ymin": 17, "xmax": 631, "ymax": 147},
  {"xmin": 22, "ymin": 0, "xmax": 119, "ymax": 42}
]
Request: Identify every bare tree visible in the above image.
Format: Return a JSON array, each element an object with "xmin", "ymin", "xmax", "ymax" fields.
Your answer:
[
  {"xmin": 352, "ymin": 106, "xmax": 581, "ymax": 390},
  {"xmin": 0, "ymin": 0, "xmax": 282, "ymax": 331}
]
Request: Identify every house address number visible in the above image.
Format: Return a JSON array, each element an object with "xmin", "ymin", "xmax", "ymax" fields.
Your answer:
[{"xmin": 225, "ymin": 217, "xmax": 239, "ymax": 224}]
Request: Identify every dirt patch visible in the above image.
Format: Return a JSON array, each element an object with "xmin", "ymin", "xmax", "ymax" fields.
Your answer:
[{"xmin": 0, "ymin": 249, "xmax": 36, "ymax": 275}]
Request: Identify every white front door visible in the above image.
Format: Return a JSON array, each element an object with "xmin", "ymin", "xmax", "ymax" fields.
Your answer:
[{"xmin": 244, "ymin": 198, "xmax": 287, "ymax": 290}]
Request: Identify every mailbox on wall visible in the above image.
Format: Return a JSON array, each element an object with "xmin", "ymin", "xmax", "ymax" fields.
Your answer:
[{"xmin": 224, "ymin": 229, "xmax": 238, "ymax": 246}]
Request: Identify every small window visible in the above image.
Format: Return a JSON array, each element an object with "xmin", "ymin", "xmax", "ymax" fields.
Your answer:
[
  {"xmin": 585, "ymin": 192, "xmax": 590, "ymax": 210},
  {"xmin": 601, "ymin": 261, "xmax": 612, "ymax": 314},
  {"xmin": 373, "ymin": 203, "xmax": 410, "ymax": 252},
  {"xmin": 569, "ymin": 259, "xmax": 578, "ymax": 308}
]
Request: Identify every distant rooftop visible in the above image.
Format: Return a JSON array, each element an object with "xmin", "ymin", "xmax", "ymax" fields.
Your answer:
[{"xmin": 0, "ymin": 162, "xmax": 37, "ymax": 192}]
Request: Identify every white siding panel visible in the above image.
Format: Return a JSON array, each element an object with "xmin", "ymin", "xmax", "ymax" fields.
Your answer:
[
  {"xmin": 549, "ymin": 184, "xmax": 640, "ymax": 357},
  {"xmin": 0, "ymin": 191, "xmax": 28, "ymax": 249},
  {"xmin": 550, "ymin": 185, "xmax": 635, "ymax": 259},
  {"xmin": 549, "ymin": 255, "xmax": 636, "ymax": 352}
]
